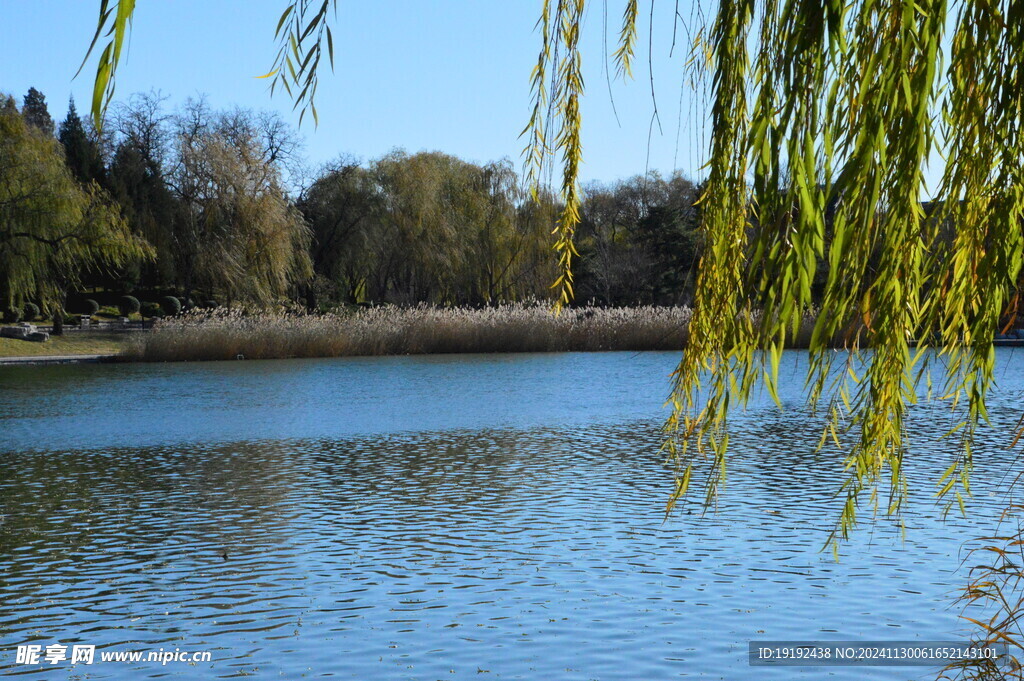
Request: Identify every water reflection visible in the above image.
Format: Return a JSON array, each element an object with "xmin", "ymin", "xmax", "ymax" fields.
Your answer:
[{"xmin": 1, "ymin": 351, "xmax": 1023, "ymax": 679}]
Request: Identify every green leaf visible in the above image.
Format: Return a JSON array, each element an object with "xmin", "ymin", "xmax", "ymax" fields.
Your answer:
[
  {"xmin": 75, "ymin": 0, "xmax": 112, "ymax": 78},
  {"xmin": 326, "ymin": 26, "xmax": 334, "ymax": 69},
  {"xmin": 91, "ymin": 42, "xmax": 113, "ymax": 127},
  {"xmin": 275, "ymin": 4, "xmax": 294, "ymax": 38}
]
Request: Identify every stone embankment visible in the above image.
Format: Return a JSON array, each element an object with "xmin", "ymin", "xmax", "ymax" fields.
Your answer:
[{"xmin": 0, "ymin": 323, "xmax": 49, "ymax": 343}]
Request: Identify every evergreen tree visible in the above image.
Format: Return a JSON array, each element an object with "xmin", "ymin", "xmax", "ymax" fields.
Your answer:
[
  {"xmin": 108, "ymin": 141, "xmax": 178, "ymax": 288},
  {"xmin": 21, "ymin": 87, "xmax": 54, "ymax": 136},
  {"xmin": 58, "ymin": 98, "xmax": 105, "ymax": 186}
]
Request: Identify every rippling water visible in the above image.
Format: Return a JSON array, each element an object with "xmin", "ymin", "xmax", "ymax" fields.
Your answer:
[{"xmin": 1, "ymin": 351, "xmax": 1023, "ymax": 679}]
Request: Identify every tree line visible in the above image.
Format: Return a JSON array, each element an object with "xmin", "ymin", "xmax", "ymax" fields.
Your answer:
[{"xmin": 1, "ymin": 87, "xmax": 705, "ymax": 325}]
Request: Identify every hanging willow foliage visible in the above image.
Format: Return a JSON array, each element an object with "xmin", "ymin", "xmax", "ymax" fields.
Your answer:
[
  {"xmin": 522, "ymin": 0, "xmax": 589, "ymax": 307},
  {"xmin": 80, "ymin": 1, "xmax": 336, "ymax": 130},
  {"xmin": 653, "ymin": 0, "xmax": 1023, "ymax": 553},
  {"xmin": 522, "ymin": 0, "xmax": 1021, "ymax": 551},
  {"xmin": 80, "ymin": 0, "xmax": 1024, "ymax": 550},
  {"xmin": 519, "ymin": 0, "xmax": 1005, "ymax": 553}
]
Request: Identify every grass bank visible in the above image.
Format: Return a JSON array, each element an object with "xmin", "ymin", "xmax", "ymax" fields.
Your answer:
[
  {"xmin": 0, "ymin": 333, "xmax": 130, "ymax": 359},
  {"xmin": 123, "ymin": 304, "xmax": 818, "ymax": 362}
]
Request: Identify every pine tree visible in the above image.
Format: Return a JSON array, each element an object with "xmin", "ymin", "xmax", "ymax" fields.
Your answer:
[
  {"xmin": 21, "ymin": 87, "xmax": 54, "ymax": 136},
  {"xmin": 58, "ymin": 98, "xmax": 105, "ymax": 185}
]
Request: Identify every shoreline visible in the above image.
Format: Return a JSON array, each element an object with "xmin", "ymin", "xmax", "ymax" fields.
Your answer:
[
  {"xmin": 5, "ymin": 338, "xmax": 1022, "ymax": 367},
  {"xmin": 0, "ymin": 353, "xmax": 119, "ymax": 366},
  {"xmin": 5, "ymin": 302, "xmax": 1020, "ymax": 366}
]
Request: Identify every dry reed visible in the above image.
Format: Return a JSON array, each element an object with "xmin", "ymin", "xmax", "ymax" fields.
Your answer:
[{"xmin": 122, "ymin": 303, "xmax": 817, "ymax": 362}]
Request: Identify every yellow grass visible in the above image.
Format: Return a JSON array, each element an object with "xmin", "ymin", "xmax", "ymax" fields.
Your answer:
[{"xmin": 0, "ymin": 333, "xmax": 129, "ymax": 358}]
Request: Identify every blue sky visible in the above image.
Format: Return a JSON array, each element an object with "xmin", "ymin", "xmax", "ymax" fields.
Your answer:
[{"xmin": 1, "ymin": 1, "xmax": 709, "ymax": 185}]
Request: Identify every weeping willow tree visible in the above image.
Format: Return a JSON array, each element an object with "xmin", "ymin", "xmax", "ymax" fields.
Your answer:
[
  {"xmin": 79, "ymin": 0, "xmax": 1024, "ymax": 551},
  {"xmin": 0, "ymin": 95, "xmax": 151, "ymax": 318},
  {"xmin": 170, "ymin": 105, "xmax": 312, "ymax": 306}
]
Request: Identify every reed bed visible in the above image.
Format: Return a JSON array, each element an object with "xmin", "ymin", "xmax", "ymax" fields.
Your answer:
[{"xmin": 123, "ymin": 303, "xmax": 818, "ymax": 362}]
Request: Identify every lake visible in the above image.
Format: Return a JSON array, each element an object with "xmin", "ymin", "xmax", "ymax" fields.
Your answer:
[{"xmin": 2, "ymin": 351, "xmax": 1023, "ymax": 679}]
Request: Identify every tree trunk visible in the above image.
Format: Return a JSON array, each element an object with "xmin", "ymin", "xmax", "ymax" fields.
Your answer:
[
  {"xmin": 52, "ymin": 302, "xmax": 64, "ymax": 336},
  {"xmin": 305, "ymin": 283, "xmax": 317, "ymax": 312}
]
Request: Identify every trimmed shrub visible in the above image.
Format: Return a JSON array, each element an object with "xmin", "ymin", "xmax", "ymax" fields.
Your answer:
[
  {"xmin": 81, "ymin": 298, "xmax": 100, "ymax": 315},
  {"xmin": 2, "ymin": 306, "xmax": 23, "ymax": 323},
  {"xmin": 202, "ymin": 299, "xmax": 219, "ymax": 310},
  {"xmin": 159, "ymin": 296, "xmax": 182, "ymax": 316},
  {"xmin": 141, "ymin": 301, "xmax": 162, "ymax": 318},
  {"xmin": 22, "ymin": 303, "xmax": 40, "ymax": 321},
  {"xmin": 117, "ymin": 295, "xmax": 140, "ymax": 316}
]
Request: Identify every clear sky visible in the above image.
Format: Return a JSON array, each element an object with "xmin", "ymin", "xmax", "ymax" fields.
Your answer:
[{"xmin": 1, "ymin": 1, "xmax": 710, "ymax": 186}]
